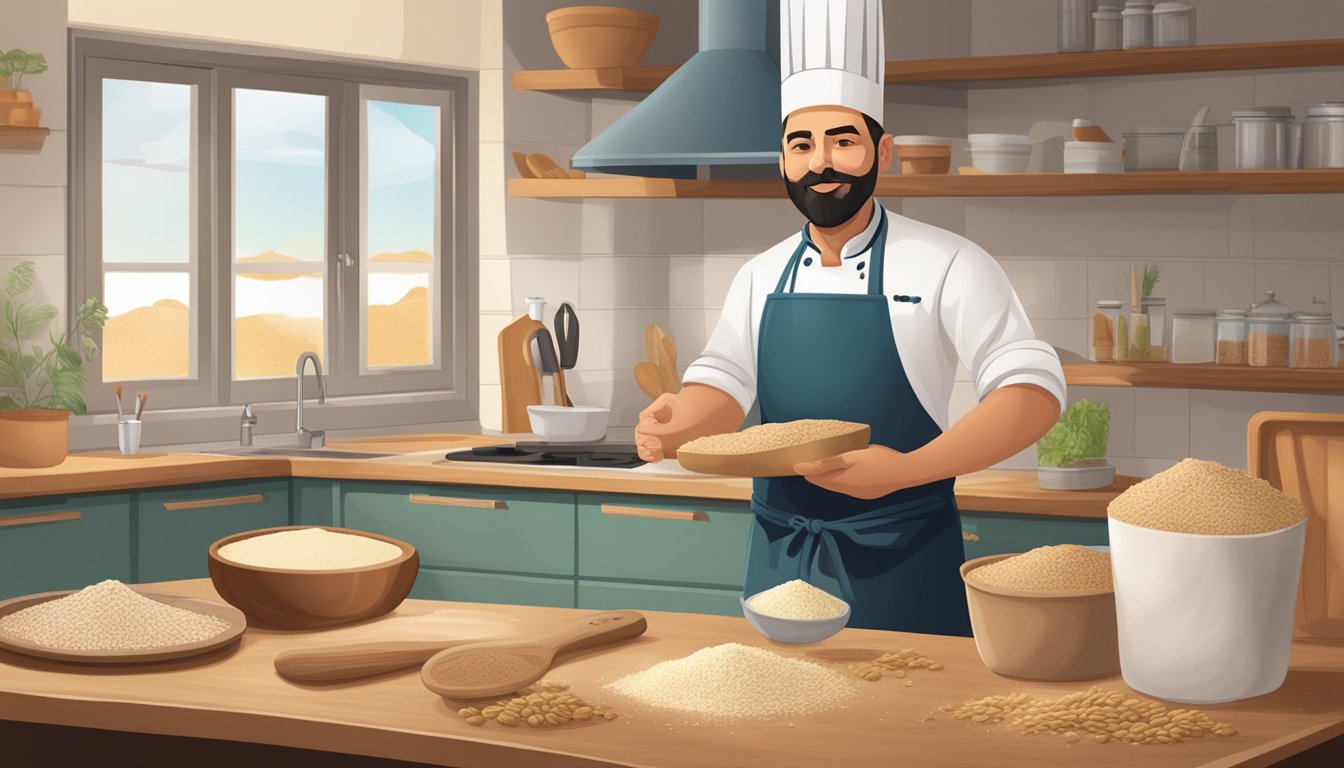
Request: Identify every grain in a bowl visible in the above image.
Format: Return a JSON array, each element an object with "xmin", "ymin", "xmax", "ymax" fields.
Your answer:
[
  {"xmin": 0, "ymin": 580, "xmax": 229, "ymax": 651},
  {"xmin": 966, "ymin": 545, "xmax": 1112, "ymax": 592},
  {"xmin": 746, "ymin": 579, "xmax": 846, "ymax": 620},
  {"xmin": 605, "ymin": 642, "xmax": 858, "ymax": 719},
  {"xmin": 217, "ymin": 527, "xmax": 404, "ymax": 569},
  {"xmin": 679, "ymin": 419, "xmax": 864, "ymax": 455},
  {"xmin": 1107, "ymin": 458, "xmax": 1307, "ymax": 535}
]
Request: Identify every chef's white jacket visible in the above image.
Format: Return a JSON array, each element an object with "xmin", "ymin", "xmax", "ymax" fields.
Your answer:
[{"xmin": 682, "ymin": 204, "xmax": 1066, "ymax": 432}]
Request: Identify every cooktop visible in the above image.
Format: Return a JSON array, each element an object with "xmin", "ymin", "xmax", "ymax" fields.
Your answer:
[{"xmin": 443, "ymin": 442, "xmax": 646, "ymax": 469}]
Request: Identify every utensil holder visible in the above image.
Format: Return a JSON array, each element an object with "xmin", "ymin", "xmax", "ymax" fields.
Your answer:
[{"xmin": 117, "ymin": 419, "xmax": 142, "ymax": 456}]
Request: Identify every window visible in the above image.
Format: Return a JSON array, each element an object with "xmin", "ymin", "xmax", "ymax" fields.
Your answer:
[{"xmin": 73, "ymin": 38, "xmax": 471, "ymax": 415}]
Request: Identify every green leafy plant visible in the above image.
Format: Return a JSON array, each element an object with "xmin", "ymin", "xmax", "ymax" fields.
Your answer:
[
  {"xmin": 1141, "ymin": 262, "xmax": 1162, "ymax": 298},
  {"xmin": 0, "ymin": 48, "xmax": 47, "ymax": 89},
  {"xmin": 1037, "ymin": 399, "xmax": 1111, "ymax": 468},
  {"xmin": 0, "ymin": 261, "xmax": 107, "ymax": 414}
]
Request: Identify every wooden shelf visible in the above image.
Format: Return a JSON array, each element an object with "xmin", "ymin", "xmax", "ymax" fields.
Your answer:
[
  {"xmin": 511, "ymin": 38, "xmax": 1344, "ymax": 92},
  {"xmin": 510, "ymin": 170, "xmax": 1344, "ymax": 199},
  {"xmin": 0, "ymin": 126, "xmax": 49, "ymax": 150},
  {"xmin": 1064, "ymin": 361, "xmax": 1344, "ymax": 395}
]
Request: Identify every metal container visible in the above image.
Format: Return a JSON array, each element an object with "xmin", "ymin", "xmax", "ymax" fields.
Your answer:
[
  {"xmin": 1093, "ymin": 6, "xmax": 1123, "ymax": 50},
  {"xmin": 1122, "ymin": 2, "xmax": 1153, "ymax": 48},
  {"xmin": 1233, "ymin": 107, "xmax": 1301, "ymax": 170},
  {"xmin": 1123, "ymin": 126, "xmax": 1186, "ymax": 171},
  {"xmin": 1248, "ymin": 290, "xmax": 1292, "ymax": 368},
  {"xmin": 1152, "ymin": 1, "xmax": 1194, "ymax": 46},
  {"xmin": 1291, "ymin": 300, "xmax": 1337, "ymax": 369},
  {"xmin": 1170, "ymin": 308, "xmax": 1215, "ymax": 364},
  {"xmin": 1304, "ymin": 102, "xmax": 1344, "ymax": 169},
  {"xmin": 1059, "ymin": 0, "xmax": 1095, "ymax": 52},
  {"xmin": 1215, "ymin": 308, "xmax": 1249, "ymax": 365}
]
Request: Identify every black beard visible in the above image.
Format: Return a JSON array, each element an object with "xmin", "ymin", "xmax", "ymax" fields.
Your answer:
[{"xmin": 784, "ymin": 163, "xmax": 879, "ymax": 229}]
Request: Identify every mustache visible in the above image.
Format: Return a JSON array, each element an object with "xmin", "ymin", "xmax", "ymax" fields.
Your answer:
[{"xmin": 794, "ymin": 169, "xmax": 865, "ymax": 187}]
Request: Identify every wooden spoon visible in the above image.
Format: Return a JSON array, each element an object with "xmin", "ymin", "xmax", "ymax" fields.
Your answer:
[
  {"xmin": 275, "ymin": 639, "xmax": 484, "ymax": 684},
  {"xmin": 421, "ymin": 610, "xmax": 647, "ymax": 699},
  {"xmin": 659, "ymin": 335, "xmax": 680, "ymax": 394},
  {"xmin": 643, "ymin": 324, "xmax": 661, "ymax": 368},
  {"xmin": 634, "ymin": 361, "xmax": 664, "ymax": 399}
]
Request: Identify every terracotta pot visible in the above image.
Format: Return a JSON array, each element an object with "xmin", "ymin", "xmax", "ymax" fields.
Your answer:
[
  {"xmin": 0, "ymin": 410, "xmax": 70, "ymax": 468},
  {"xmin": 0, "ymin": 88, "xmax": 17, "ymax": 103},
  {"xmin": 0, "ymin": 100, "xmax": 33, "ymax": 126},
  {"xmin": 8, "ymin": 105, "xmax": 40, "ymax": 127}
]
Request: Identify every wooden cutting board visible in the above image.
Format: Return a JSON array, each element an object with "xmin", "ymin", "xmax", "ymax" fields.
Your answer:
[
  {"xmin": 676, "ymin": 423, "xmax": 870, "ymax": 477},
  {"xmin": 1248, "ymin": 411, "xmax": 1344, "ymax": 640},
  {"xmin": 498, "ymin": 315, "xmax": 544, "ymax": 433}
]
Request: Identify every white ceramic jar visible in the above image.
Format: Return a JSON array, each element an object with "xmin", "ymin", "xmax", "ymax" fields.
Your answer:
[
  {"xmin": 1122, "ymin": 1, "xmax": 1153, "ymax": 48},
  {"xmin": 1093, "ymin": 5, "xmax": 1123, "ymax": 50},
  {"xmin": 1170, "ymin": 308, "xmax": 1215, "ymax": 364},
  {"xmin": 1152, "ymin": 1, "xmax": 1194, "ymax": 46}
]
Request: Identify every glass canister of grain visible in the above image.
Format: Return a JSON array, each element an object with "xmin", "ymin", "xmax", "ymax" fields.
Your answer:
[
  {"xmin": 1170, "ymin": 308, "xmax": 1215, "ymax": 364},
  {"xmin": 1092, "ymin": 299, "xmax": 1123, "ymax": 361},
  {"xmin": 1215, "ymin": 308, "xmax": 1249, "ymax": 365},
  {"xmin": 1138, "ymin": 296, "xmax": 1168, "ymax": 361},
  {"xmin": 1248, "ymin": 291, "xmax": 1292, "ymax": 367},
  {"xmin": 1291, "ymin": 298, "xmax": 1337, "ymax": 369}
]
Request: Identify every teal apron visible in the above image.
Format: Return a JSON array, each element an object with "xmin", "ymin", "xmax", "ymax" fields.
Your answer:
[{"xmin": 744, "ymin": 208, "xmax": 972, "ymax": 636}]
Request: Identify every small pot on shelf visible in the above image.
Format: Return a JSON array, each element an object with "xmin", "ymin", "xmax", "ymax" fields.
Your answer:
[{"xmin": 1037, "ymin": 458, "xmax": 1116, "ymax": 490}]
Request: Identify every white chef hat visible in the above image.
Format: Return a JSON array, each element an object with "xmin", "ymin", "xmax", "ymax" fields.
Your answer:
[{"xmin": 779, "ymin": 0, "xmax": 886, "ymax": 123}]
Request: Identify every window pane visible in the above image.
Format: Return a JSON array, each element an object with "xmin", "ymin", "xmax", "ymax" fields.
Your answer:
[
  {"xmin": 102, "ymin": 79, "xmax": 192, "ymax": 265},
  {"xmin": 233, "ymin": 88, "xmax": 327, "ymax": 378},
  {"xmin": 364, "ymin": 99, "xmax": 438, "ymax": 369},
  {"xmin": 102, "ymin": 272, "xmax": 190, "ymax": 381},
  {"xmin": 235, "ymin": 274, "xmax": 324, "ymax": 379}
]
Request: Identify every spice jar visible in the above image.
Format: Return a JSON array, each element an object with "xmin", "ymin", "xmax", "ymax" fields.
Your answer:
[
  {"xmin": 1093, "ymin": 5, "xmax": 1123, "ymax": 50},
  {"xmin": 1122, "ymin": 0, "xmax": 1154, "ymax": 48},
  {"xmin": 1291, "ymin": 298, "xmax": 1337, "ymax": 369},
  {"xmin": 1152, "ymin": 1, "xmax": 1194, "ymax": 46},
  {"xmin": 1135, "ymin": 296, "xmax": 1167, "ymax": 361},
  {"xmin": 1170, "ymin": 308, "xmax": 1215, "ymax": 364},
  {"xmin": 1215, "ymin": 308, "xmax": 1249, "ymax": 365},
  {"xmin": 1092, "ymin": 299, "xmax": 1123, "ymax": 362},
  {"xmin": 1248, "ymin": 291, "xmax": 1292, "ymax": 368}
]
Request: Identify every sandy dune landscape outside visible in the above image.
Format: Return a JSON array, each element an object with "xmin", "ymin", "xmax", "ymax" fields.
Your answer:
[{"xmin": 102, "ymin": 251, "xmax": 432, "ymax": 380}]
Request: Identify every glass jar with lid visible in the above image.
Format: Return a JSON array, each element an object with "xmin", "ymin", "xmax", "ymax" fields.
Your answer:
[
  {"xmin": 1092, "ymin": 299, "xmax": 1123, "ymax": 362},
  {"xmin": 1136, "ymin": 296, "xmax": 1167, "ymax": 361},
  {"xmin": 1215, "ymin": 308, "xmax": 1249, "ymax": 365},
  {"xmin": 1291, "ymin": 298, "xmax": 1337, "ymax": 368},
  {"xmin": 1170, "ymin": 308, "xmax": 1215, "ymax": 364},
  {"xmin": 1248, "ymin": 290, "xmax": 1292, "ymax": 367}
]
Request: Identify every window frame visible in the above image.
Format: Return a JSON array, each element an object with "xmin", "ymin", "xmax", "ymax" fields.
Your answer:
[{"xmin": 70, "ymin": 33, "xmax": 476, "ymax": 422}]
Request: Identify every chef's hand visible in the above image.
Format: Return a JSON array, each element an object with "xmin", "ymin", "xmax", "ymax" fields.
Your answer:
[
  {"xmin": 635, "ymin": 384, "xmax": 745, "ymax": 463},
  {"xmin": 794, "ymin": 445, "xmax": 925, "ymax": 500}
]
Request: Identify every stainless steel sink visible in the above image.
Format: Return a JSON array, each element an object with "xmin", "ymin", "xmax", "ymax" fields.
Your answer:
[{"xmin": 204, "ymin": 446, "xmax": 395, "ymax": 459}]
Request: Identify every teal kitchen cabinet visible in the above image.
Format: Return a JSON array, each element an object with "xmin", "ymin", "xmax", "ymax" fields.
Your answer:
[
  {"xmin": 578, "ymin": 580, "xmax": 741, "ymax": 617},
  {"xmin": 341, "ymin": 482, "xmax": 576, "ymax": 606},
  {"xmin": 959, "ymin": 511, "xmax": 1108, "ymax": 561},
  {"xmin": 0, "ymin": 493, "xmax": 132, "ymax": 599},
  {"xmin": 137, "ymin": 479, "xmax": 290, "ymax": 582},
  {"xmin": 292, "ymin": 478, "xmax": 340, "ymax": 526}
]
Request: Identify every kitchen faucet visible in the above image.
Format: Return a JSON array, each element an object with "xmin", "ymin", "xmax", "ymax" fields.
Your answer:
[{"xmin": 295, "ymin": 351, "xmax": 327, "ymax": 449}]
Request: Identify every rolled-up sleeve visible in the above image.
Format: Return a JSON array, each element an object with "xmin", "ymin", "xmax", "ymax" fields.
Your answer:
[
  {"xmin": 939, "ymin": 244, "xmax": 1066, "ymax": 414},
  {"xmin": 681, "ymin": 262, "xmax": 758, "ymax": 416}
]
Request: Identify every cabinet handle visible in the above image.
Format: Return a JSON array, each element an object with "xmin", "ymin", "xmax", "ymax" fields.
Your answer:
[
  {"xmin": 600, "ymin": 504, "xmax": 708, "ymax": 522},
  {"xmin": 407, "ymin": 493, "xmax": 506, "ymax": 510},
  {"xmin": 162, "ymin": 494, "xmax": 265, "ymax": 511},
  {"xmin": 0, "ymin": 510, "xmax": 81, "ymax": 529}
]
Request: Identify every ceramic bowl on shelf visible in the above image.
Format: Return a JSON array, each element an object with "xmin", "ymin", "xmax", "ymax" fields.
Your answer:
[
  {"xmin": 893, "ymin": 136, "xmax": 953, "ymax": 175},
  {"xmin": 546, "ymin": 6, "xmax": 660, "ymax": 69},
  {"xmin": 967, "ymin": 133, "xmax": 1032, "ymax": 173}
]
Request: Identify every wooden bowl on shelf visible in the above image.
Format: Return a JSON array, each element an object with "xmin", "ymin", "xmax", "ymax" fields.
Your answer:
[
  {"xmin": 207, "ymin": 526, "xmax": 418, "ymax": 630},
  {"xmin": 895, "ymin": 143, "xmax": 952, "ymax": 175},
  {"xmin": 546, "ymin": 6, "xmax": 659, "ymax": 70}
]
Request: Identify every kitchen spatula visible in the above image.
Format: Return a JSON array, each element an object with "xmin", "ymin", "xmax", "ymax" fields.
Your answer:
[{"xmin": 421, "ymin": 610, "xmax": 647, "ymax": 699}]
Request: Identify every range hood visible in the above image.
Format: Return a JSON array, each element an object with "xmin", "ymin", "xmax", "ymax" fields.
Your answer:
[{"xmin": 569, "ymin": 0, "xmax": 780, "ymax": 180}]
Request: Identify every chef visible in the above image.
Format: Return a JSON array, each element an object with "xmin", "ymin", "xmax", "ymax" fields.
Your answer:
[{"xmin": 635, "ymin": 0, "xmax": 1064, "ymax": 636}]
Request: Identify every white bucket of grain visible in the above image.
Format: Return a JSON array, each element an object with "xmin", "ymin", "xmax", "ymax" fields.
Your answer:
[{"xmin": 1109, "ymin": 515, "xmax": 1306, "ymax": 704}]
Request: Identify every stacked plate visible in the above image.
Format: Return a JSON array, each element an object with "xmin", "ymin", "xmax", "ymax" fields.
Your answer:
[
  {"xmin": 1065, "ymin": 140, "xmax": 1124, "ymax": 174},
  {"xmin": 967, "ymin": 134, "xmax": 1032, "ymax": 173}
]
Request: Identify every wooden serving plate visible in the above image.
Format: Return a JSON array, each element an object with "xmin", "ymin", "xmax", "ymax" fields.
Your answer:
[
  {"xmin": 0, "ymin": 587, "xmax": 246, "ymax": 664},
  {"xmin": 676, "ymin": 424, "xmax": 870, "ymax": 477}
]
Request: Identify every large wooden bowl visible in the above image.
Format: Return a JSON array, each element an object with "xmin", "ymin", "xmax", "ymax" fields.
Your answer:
[
  {"xmin": 207, "ymin": 526, "xmax": 418, "ymax": 630},
  {"xmin": 546, "ymin": 6, "xmax": 659, "ymax": 69}
]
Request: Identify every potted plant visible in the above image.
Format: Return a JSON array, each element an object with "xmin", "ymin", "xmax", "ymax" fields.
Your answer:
[
  {"xmin": 0, "ymin": 48, "xmax": 47, "ymax": 126},
  {"xmin": 0, "ymin": 261, "xmax": 108, "ymax": 468},
  {"xmin": 1036, "ymin": 398, "xmax": 1115, "ymax": 490}
]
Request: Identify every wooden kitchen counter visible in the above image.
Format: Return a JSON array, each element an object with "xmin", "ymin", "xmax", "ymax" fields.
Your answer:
[
  {"xmin": 1, "ymin": 579, "xmax": 1341, "ymax": 768},
  {"xmin": 0, "ymin": 433, "xmax": 1135, "ymax": 518}
]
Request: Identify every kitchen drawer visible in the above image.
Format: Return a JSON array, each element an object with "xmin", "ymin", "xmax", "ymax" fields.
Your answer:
[
  {"xmin": 578, "ymin": 580, "xmax": 741, "ymax": 617},
  {"xmin": 413, "ymin": 568, "xmax": 574, "ymax": 608},
  {"xmin": 577, "ymin": 494, "xmax": 751, "ymax": 589},
  {"xmin": 0, "ymin": 494, "xmax": 132, "ymax": 599},
  {"xmin": 342, "ymin": 482, "xmax": 575, "ymax": 577},
  {"xmin": 292, "ymin": 479, "xmax": 338, "ymax": 526},
  {"xmin": 138, "ymin": 480, "xmax": 290, "ymax": 582},
  {"xmin": 960, "ymin": 511, "xmax": 1108, "ymax": 562}
]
